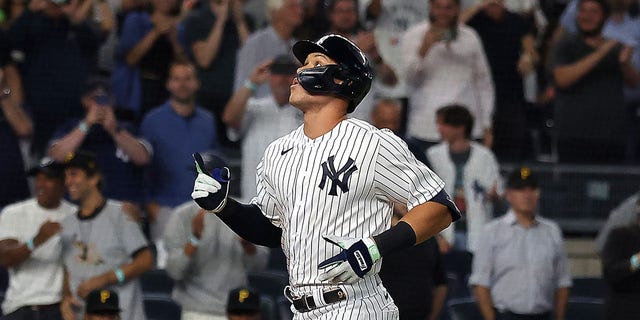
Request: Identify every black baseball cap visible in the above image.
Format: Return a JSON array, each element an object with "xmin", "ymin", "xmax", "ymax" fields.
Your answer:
[
  {"xmin": 269, "ymin": 55, "xmax": 299, "ymax": 75},
  {"xmin": 226, "ymin": 287, "xmax": 261, "ymax": 314},
  {"xmin": 506, "ymin": 166, "xmax": 539, "ymax": 189},
  {"xmin": 63, "ymin": 150, "xmax": 100, "ymax": 175},
  {"xmin": 85, "ymin": 289, "xmax": 121, "ymax": 314},
  {"xmin": 27, "ymin": 157, "xmax": 65, "ymax": 179}
]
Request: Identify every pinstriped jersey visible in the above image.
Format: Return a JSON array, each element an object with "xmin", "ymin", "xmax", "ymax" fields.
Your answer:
[{"xmin": 251, "ymin": 118, "xmax": 446, "ymax": 288}]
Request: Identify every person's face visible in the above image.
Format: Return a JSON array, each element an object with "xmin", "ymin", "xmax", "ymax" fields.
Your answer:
[
  {"xmin": 436, "ymin": 116, "xmax": 464, "ymax": 142},
  {"xmin": 484, "ymin": 0, "xmax": 505, "ymax": 18},
  {"xmin": 429, "ymin": 0, "xmax": 459, "ymax": 28},
  {"xmin": 329, "ymin": 0, "xmax": 358, "ymax": 34},
  {"xmin": 34, "ymin": 173, "xmax": 65, "ymax": 209},
  {"xmin": 290, "ymin": 53, "xmax": 339, "ymax": 109},
  {"xmin": 577, "ymin": 0, "xmax": 606, "ymax": 36},
  {"xmin": 273, "ymin": 0, "xmax": 303, "ymax": 29},
  {"xmin": 167, "ymin": 64, "xmax": 200, "ymax": 103},
  {"xmin": 269, "ymin": 73, "xmax": 296, "ymax": 106},
  {"xmin": 371, "ymin": 103, "xmax": 401, "ymax": 134},
  {"xmin": 65, "ymin": 168, "xmax": 99, "ymax": 202},
  {"xmin": 506, "ymin": 187, "xmax": 540, "ymax": 217}
]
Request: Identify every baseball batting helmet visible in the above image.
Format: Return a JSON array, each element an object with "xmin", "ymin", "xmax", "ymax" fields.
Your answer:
[{"xmin": 292, "ymin": 34, "xmax": 373, "ymax": 113}]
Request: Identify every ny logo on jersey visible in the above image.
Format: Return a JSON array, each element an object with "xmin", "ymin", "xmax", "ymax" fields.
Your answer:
[{"xmin": 318, "ymin": 156, "xmax": 358, "ymax": 196}]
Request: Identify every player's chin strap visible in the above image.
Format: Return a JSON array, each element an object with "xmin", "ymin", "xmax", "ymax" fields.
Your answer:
[{"xmin": 317, "ymin": 221, "xmax": 416, "ymax": 284}]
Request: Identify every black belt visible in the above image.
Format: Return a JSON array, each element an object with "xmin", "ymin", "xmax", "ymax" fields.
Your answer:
[
  {"xmin": 495, "ymin": 309, "xmax": 551, "ymax": 320},
  {"xmin": 286, "ymin": 288, "xmax": 347, "ymax": 313}
]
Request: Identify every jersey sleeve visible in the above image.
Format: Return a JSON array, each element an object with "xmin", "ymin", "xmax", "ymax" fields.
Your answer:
[
  {"xmin": 251, "ymin": 157, "xmax": 283, "ymax": 228},
  {"xmin": 117, "ymin": 206, "xmax": 150, "ymax": 255},
  {"xmin": 373, "ymin": 130, "xmax": 445, "ymax": 210}
]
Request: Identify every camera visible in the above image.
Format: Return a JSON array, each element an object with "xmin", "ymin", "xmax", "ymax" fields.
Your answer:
[{"xmin": 93, "ymin": 92, "xmax": 113, "ymax": 107}]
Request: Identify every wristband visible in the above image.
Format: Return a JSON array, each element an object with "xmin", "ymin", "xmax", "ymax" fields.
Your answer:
[
  {"xmin": 188, "ymin": 234, "xmax": 200, "ymax": 246},
  {"xmin": 78, "ymin": 120, "xmax": 89, "ymax": 134},
  {"xmin": 631, "ymin": 255, "xmax": 640, "ymax": 271},
  {"xmin": 372, "ymin": 221, "xmax": 416, "ymax": 257},
  {"xmin": 244, "ymin": 79, "xmax": 258, "ymax": 92},
  {"xmin": 26, "ymin": 238, "xmax": 35, "ymax": 251},
  {"xmin": 114, "ymin": 268, "xmax": 125, "ymax": 284}
]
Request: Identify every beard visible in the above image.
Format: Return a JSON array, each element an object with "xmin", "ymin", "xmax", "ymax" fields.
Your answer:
[{"xmin": 577, "ymin": 21, "xmax": 605, "ymax": 38}]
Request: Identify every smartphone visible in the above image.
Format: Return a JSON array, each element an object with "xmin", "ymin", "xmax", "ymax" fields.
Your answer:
[{"xmin": 93, "ymin": 93, "xmax": 112, "ymax": 107}]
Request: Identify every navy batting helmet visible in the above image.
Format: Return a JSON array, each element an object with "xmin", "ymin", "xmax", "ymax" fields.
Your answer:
[{"xmin": 292, "ymin": 34, "xmax": 373, "ymax": 113}]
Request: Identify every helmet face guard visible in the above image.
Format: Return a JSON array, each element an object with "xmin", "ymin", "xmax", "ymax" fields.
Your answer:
[{"xmin": 292, "ymin": 34, "xmax": 373, "ymax": 113}]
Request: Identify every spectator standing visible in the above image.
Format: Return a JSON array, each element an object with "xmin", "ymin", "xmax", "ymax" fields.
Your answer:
[
  {"xmin": 181, "ymin": 0, "xmax": 253, "ymax": 147},
  {"xmin": 378, "ymin": 207, "xmax": 448, "ymax": 320},
  {"xmin": 47, "ymin": 78, "xmax": 150, "ymax": 206},
  {"xmin": 426, "ymin": 105, "xmax": 501, "ymax": 253},
  {"xmin": 83, "ymin": 288, "xmax": 121, "ymax": 320},
  {"xmin": 0, "ymin": 35, "xmax": 31, "ymax": 208},
  {"xmin": 232, "ymin": 0, "xmax": 303, "ymax": 98},
  {"xmin": 139, "ymin": 60, "xmax": 218, "ymax": 247},
  {"xmin": 469, "ymin": 167, "xmax": 572, "ymax": 320},
  {"xmin": 225, "ymin": 287, "xmax": 262, "ymax": 320},
  {"xmin": 164, "ymin": 200, "xmax": 269, "ymax": 320},
  {"xmin": 8, "ymin": 0, "xmax": 102, "ymax": 157},
  {"xmin": 556, "ymin": 0, "xmax": 640, "ymax": 163},
  {"xmin": 359, "ymin": 0, "xmax": 429, "ymax": 101},
  {"xmin": 59, "ymin": 151, "xmax": 153, "ymax": 320},
  {"xmin": 463, "ymin": 0, "xmax": 539, "ymax": 162},
  {"xmin": 595, "ymin": 189, "xmax": 639, "ymax": 252},
  {"xmin": 222, "ymin": 55, "xmax": 302, "ymax": 202},
  {"xmin": 600, "ymin": 196, "xmax": 640, "ymax": 320},
  {"xmin": 115, "ymin": 0, "xmax": 186, "ymax": 117},
  {"xmin": 401, "ymin": 0, "xmax": 495, "ymax": 153},
  {"xmin": 551, "ymin": 0, "xmax": 639, "ymax": 163},
  {"xmin": 0, "ymin": 158, "xmax": 75, "ymax": 319},
  {"xmin": 369, "ymin": 98, "xmax": 429, "ymax": 165}
]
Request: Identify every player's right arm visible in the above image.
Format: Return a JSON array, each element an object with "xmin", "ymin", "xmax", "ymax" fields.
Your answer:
[{"xmin": 191, "ymin": 153, "xmax": 282, "ymax": 248}]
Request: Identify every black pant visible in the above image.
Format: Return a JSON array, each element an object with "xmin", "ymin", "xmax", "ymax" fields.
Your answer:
[{"xmin": 1, "ymin": 304, "xmax": 63, "ymax": 320}]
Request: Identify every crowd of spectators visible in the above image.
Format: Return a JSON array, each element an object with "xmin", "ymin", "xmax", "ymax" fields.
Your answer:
[{"xmin": 1, "ymin": 0, "xmax": 640, "ymax": 319}]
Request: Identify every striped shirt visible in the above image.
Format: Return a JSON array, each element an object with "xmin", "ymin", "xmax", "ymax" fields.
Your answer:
[{"xmin": 251, "ymin": 118, "xmax": 446, "ymax": 292}]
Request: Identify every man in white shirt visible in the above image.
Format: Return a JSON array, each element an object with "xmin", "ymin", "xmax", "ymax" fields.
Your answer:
[
  {"xmin": 0, "ymin": 158, "xmax": 76, "ymax": 319},
  {"xmin": 223, "ymin": 55, "xmax": 302, "ymax": 202},
  {"xmin": 401, "ymin": 0, "xmax": 495, "ymax": 152}
]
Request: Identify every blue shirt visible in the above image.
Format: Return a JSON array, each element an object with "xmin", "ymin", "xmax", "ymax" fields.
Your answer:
[{"xmin": 140, "ymin": 102, "xmax": 218, "ymax": 207}]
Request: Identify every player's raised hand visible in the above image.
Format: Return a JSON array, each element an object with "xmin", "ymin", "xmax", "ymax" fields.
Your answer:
[
  {"xmin": 317, "ymin": 235, "xmax": 381, "ymax": 284},
  {"xmin": 191, "ymin": 152, "xmax": 230, "ymax": 213}
]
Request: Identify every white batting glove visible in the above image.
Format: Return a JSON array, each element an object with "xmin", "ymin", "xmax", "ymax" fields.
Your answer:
[
  {"xmin": 317, "ymin": 235, "xmax": 381, "ymax": 284},
  {"xmin": 191, "ymin": 153, "xmax": 230, "ymax": 213}
]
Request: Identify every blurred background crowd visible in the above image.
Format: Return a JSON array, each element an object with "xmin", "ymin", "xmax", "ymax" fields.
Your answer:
[{"xmin": 1, "ymin": 0, "xmax": 640, "ymax": 319}]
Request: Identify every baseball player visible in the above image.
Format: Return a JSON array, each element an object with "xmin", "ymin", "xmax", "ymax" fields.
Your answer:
[{"xmin": 191, "ymin": 34, "xmax": 461, "ymax": 319}]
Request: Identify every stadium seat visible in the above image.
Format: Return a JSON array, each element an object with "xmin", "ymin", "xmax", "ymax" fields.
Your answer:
[
  {"xmin": 566, "ymin": 297, "xmax": 605, "ymax": 320},
  {"xmin": 447, "ymin": 297, "xmax": 482, "ymax": 320},
  {"xmin": 248, "ymin": 271, "xmax": 289, "ymax": 299},
  {"xmin": 570, "ymin": 277, "xmax": 606, "ymax": 299},
  {"xmin": 143, "ymin": 294, "xmax": 182, "ymax": 320},
  {"xmin": 139, "ymin": 269, "xmax": 174, "ymax": 297}
]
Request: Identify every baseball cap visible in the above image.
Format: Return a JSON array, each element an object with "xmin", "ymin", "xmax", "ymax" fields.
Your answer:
[
  {"xmin": 226, "ymin": 287, "xmax": 261, "ymax": 314},
  {"xmin": 63, "ymin": 150, "xmax": 100, "ymax": 175},
  {"xmin": 506, "ymin": 166, "xmax": 539, "ymax": 189},
  {"xmin": 269, "ymin": 55, "xmax": 299, "ymax": 75},
  {"xmin": 85, "ymin": 289, "xmax": 121, "ymax": 314},
  {"xmin": 27, "ymin": 157, "xmax": 65, "ymax": 179}
]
